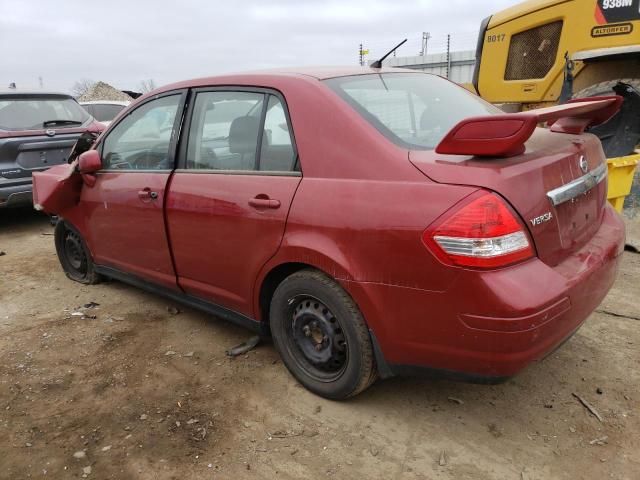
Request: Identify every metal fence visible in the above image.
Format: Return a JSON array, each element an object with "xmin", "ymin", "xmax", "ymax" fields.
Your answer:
[{"xmin": 385, "ymin": 50, "xmax": 477, "ymax": 84}]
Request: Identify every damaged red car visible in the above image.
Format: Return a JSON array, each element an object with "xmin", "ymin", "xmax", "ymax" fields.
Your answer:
[{"xmin": 33, "ymin": 68, "xmax": 625, "ymax": 399}]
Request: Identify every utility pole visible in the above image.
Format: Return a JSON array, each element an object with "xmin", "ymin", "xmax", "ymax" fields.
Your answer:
[
  {"xmin": 446, "ymin": 34, "xmax": 451, "ymax": 79},
  {"xmin": 420, "ymin": 32, "xmax": 431, "ymax": 57}
]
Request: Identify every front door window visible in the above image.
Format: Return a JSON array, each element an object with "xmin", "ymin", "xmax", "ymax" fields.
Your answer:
[{"xmin": 101, "ymin": 94, "xmax": 181, "ymax": 170}]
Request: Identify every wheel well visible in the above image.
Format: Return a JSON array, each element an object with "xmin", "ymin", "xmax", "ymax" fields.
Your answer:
[
  {"xmin": 573, "ymin": 58, "xmax": 640, "ymax": 93},
  {"xmin": 259, "ymin": 262, "xmax": 315, "ymax": 324}
]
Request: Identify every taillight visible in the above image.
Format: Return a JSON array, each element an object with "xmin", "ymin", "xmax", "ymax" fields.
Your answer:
[{"xmin": 423, "ymin": 191, "xmax": 534, "ymax": 269}]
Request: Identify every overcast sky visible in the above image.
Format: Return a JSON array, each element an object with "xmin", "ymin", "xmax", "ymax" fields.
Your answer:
[{"xmin": 1, "ymin": 0, "xmax": 515, "ymax": 93}]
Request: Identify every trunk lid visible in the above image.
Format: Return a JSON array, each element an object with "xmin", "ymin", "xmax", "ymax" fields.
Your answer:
[
  {"xmin": 0, "ymin": 131, "xmax": 85, "ymax": 180},
  {"xmin": 410, "ymin": 129, "xmax": 608, "ymax": 266}
]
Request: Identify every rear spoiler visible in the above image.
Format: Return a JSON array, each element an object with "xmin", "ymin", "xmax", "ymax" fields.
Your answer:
[{"xmin": 435, "ymin": 96, "xmax": 623, "ymax": 157}]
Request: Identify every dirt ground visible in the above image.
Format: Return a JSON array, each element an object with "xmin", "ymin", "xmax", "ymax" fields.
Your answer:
[{"xmin": 1, "ymin": 207, "xmax": 638, "ymax": 480}]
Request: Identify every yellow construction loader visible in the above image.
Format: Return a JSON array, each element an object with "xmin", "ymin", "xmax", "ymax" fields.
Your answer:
[{"xmin": 471, "ymin": 0, "xmax": 640, "ymax": 211}]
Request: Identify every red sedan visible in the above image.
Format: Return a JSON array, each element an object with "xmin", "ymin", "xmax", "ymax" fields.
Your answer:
[{"xmin": 33, "ymin": 67, "xmax": 625, "ymax": 399}]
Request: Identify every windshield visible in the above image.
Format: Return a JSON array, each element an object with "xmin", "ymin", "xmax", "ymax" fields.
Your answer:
[
  {"xmin": 0, "ymin": 95, "xmax": 91, "ymax": 131},
  {"xmin": 325, "ymin": 73, "xmax": 500, "ymax": 150}
]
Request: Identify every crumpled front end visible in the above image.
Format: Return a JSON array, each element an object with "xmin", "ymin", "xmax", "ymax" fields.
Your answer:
[{"xmin": 32, "ymin": 161, "xmax": 82, "ymax": 214}]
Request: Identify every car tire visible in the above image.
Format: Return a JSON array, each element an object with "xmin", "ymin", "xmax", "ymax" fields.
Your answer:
[
  {"xmin": 54, "ymin": 221, "xmax": 102, "ymax": 285},
  {"xmin": 270, "ymin": 269, "xmax": 377, "ymax": 400},
  {"xmin": 573, "ymin": 78, "xmax": 640, "ymax": 157}
]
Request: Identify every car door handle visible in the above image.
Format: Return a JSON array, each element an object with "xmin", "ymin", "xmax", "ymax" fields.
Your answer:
[
  {"xmin": 248, "ymin": 197, "xmax": 281, "ymax": 209},
  {"xmin": 138, "ymin": 188, "xmax": 158, "ymax": 200}
]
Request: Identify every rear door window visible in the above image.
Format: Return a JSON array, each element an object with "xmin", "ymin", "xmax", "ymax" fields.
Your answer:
[
  {"xmin": 186, "ymin": 91, "xmax": 298, "ymax": 172},
  {"xmin": 260, "ymin": 95, "xmax": 297, "ymax": 171},
  {"xmin": 186, "ymin": 91, "xmax": 265, "ymax": 170}
]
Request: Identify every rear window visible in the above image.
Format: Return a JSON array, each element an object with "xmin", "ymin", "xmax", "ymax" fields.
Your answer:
[
  {"xmin": 89, "ymin": 103, "xmax": 127, "ymax": 122},
  {"xmin": 0, "ymin": 95, "xmax": 90, "ymax": 131},
  {"xmin": 325, "ymin": 73, "xmax": 499, "ymax": 150}
]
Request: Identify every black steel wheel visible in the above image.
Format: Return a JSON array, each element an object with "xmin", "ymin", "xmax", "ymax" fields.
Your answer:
[
  {"xmin": 289, "ymin": 295, "xmax": 348, "ymax": 381},
  {"xmin": 270, "ymin": 269, "xmax": 377, "ymax": 399},
  {"xmin": 54, "ymin": 221, "xmax": 101, "ymax": 284},
  {"xmin": 64, "ymin": 229, "xmax": 87, "ymax": 273}
]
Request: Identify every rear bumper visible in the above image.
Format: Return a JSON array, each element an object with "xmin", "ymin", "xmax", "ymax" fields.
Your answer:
[
  {"xmin": 0, "ymin": 182, "xmax": 33, "ymax": 208},
  {"xmin": 344, "ymin": 205, "xmax": 625, "ymax": 379}
]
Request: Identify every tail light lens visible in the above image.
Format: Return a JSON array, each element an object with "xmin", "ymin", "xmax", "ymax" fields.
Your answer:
[{"xmin": 423, "ymin": 191, "xmax": 534, "ymax": 269}]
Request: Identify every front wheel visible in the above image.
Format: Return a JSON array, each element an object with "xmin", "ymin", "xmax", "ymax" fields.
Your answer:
[
  {"xmin": 270, "ymin": 269, "xmax": 377, "ymax": 399},
  {"xmin": 54, "ymin": 221, "xmax": 102, "ymax": 284}
]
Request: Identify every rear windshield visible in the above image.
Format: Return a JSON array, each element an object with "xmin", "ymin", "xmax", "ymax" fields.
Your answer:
[
  {"xmin": 89, "ymin": 103, "xmax": 126, "ymax": 122},
  {"xmin": 325, "ymin": 73, "xmax": 499, "ymax": 150},
  {"xmin": 0, "ymin": 95, "xmax": 90, "ymax": 131}
]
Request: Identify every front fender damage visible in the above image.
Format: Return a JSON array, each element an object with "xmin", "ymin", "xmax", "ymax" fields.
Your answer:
[{"xmin": 32, "ymin": 160, "xmax": 82, "ymax": 215}]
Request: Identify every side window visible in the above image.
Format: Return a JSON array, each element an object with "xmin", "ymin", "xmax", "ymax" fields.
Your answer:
[
  {"xmin": 186, "ymin": 91, "xmax": 265, "ymax": 170},
  {"xmin": 101, "ymin": 94, "xmax": 181, "ymax": 170},
  {"xmin": 259, "ymin": 95, "xmax": 296, "ymax": 172}
]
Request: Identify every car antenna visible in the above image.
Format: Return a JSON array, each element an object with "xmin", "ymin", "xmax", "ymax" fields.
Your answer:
[{"xmin": 369, "ymin": 39, "xmax": 407, "ymax": 69}]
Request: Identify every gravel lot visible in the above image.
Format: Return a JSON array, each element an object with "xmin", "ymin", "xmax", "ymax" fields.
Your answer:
[{"xmin": 1, "ymin": 207, "xmax": 639, "ymax": 480}]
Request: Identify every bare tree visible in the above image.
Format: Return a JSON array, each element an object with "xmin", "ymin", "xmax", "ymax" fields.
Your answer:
[
  {"xmin": 138, "ymin": 79, "xmax": 157, "ymax": 94},
  {"xmin": 71, "ymin": 79, "xmax": 96, "ymax": 98}
]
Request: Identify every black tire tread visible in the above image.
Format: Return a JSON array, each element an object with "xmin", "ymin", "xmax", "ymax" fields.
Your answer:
[
  {"xmin": 573, "ymin": 78, "xmax": 640, "ymax": 99},
  {"xmin": 271, "ymin": 269, "xmax": 377, "ymax": 398},
  {"xmin": 54, "ymin": 221, "xmax": 102, "ymax": 285}
]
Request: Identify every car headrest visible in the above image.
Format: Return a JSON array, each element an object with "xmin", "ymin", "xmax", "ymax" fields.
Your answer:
[{"xmin": 229, "ymin": 116, "xmax": 259, "ymax": 154}]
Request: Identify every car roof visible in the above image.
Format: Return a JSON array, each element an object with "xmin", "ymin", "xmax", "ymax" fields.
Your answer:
[
  {"xmin": 79, "ymin": 100, "xmax": 130, "ymax": 106},
  {"xmin": 154, "ymin": 66, "xmax": 423, "ymax": 94},
  {"xmin": 236, "ymin": 66, "xmax": 416, "ymax": 80},
  {"xmin": 0, "ymin": 91, "xmax": 74, "ymax": 100}
]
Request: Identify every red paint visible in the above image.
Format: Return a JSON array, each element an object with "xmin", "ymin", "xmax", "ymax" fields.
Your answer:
[
  {"xmin": 78, "ymin": 150, "xmax": 102, "ymax": 187},
  {"xmin": 81, "ymin": 172, "xmax": 177, "ymax": 289},
  {"xmin": 33, "ymin": 67, "xmax": 625, "ymax": 379},
  {"xmin": 411, "ymin": 129, "xmax": 610, "ymax": 267},
  {"xmin": 422, "ymin": 191, "xmax": 535, "ymax": 268},
  {"xmin": 550, "ymin": 96, "xmax": 624, "ymax": 134},
  {"xmin": 595, "ymin": 3, "xmax": 607, "ymax": 24},
  {"xmin": 78, "ymin": 150, "xmax": 102, "ymax": 173},
  {"xmin": 343, "ymin": 205, "xmax": 623, "ymax": 375},
  {"xmin": 31, "ymin": 162, "xmax": 83, "ymax": 213},
  {"xmin": 166, "ymin": 174, "xmax": 301, "ymax": 316},
  {"xmin": 436, "ymin": 97, "xmax": 622, "ymax": 156}
]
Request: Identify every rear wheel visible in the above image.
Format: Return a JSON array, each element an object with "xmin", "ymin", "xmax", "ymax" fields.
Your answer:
[
  {"xmin": 269, "ymin": 269, "xmax": 377, "ymax": 400},
  {"xmin": 573, "ymin": 79, "xmax": 640, "ymax": 157},
  {"xmin": 54, "ymin": 221, "xmax": 101, "ymax": 284}
]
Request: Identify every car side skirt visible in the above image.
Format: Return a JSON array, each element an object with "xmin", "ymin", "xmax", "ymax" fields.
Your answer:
[{"xmin": 94, "ymin": 265, "xmax": 269, "ymax": 336}]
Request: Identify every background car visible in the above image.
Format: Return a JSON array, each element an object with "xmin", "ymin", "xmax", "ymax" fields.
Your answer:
[
  {"xmin": 33, "ymin": 68, "xmax": 625, "ymax": 399},
  {"xmin": 0, "ymin": 91, "xmax": 104, "ymax": 208},
  {"xmin": 80, "ymin": 100, "xmax": 130, "ymax": 127}
]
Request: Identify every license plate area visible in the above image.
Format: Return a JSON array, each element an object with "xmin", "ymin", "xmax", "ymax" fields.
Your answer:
[
  {"xmin": 17, "ymin": 147, "xmax": 72, "ymax": 169},
  {"xmin": 555, "ymin": 182, "xmax": 605, "ymax": 249}
]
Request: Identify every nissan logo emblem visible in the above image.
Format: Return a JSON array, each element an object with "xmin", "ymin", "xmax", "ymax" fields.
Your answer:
[
  {"xmin": 45, "ymin": 129, "xmax": 56, "ymax": 137},
  {"xmin": 579, "ymin": 155, "xmax": 588, "ymax": 174}
]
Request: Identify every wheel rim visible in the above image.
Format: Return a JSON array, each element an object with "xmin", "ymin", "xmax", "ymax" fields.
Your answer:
[
  {"xmin": 64, "ymin": 230, "xmax": 87, "ymax": 274},
  {"xmin": 287, "ymin": 295, "xmax": 348, "ymax": 382}
]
